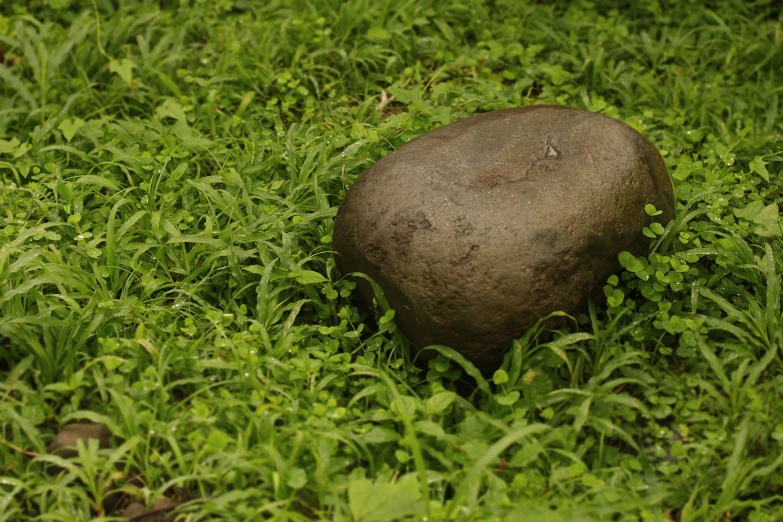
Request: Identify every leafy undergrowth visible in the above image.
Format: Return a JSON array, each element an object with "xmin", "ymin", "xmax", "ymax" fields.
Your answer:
[{"xmin": 1, "ymin": 0, "xmax": 782, "ymax": 520}]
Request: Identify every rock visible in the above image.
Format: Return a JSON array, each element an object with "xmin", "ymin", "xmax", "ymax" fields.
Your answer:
[
  {"xmin": 48, "ymin": 422, "xmax": 132, "ymax": 513},
  {"xmin": 122, "ymin": 502, "xmax": 147, "ymax": 519},
  {"xmin": 48, "ymin": 423, "xmax": 111, "ymax": 459},
  {"xmin": 121, "ymin": 498, "xmax": 178, "ymax": 521},
  {"xmin": 333, "ymin": 105, "xmax": 674, "ymax": 370}
]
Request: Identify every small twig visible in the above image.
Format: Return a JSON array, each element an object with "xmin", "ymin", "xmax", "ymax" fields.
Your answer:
[
  {"xmin": 375, "ymin": 89, "xmax": 395, "ymax": 113},
  {"xmin": 0, "ymin": 437, "xmax": 41, "ymax": 458},
  {"xmin": 2, "ymin": 368, "xmax": 25, "ymax": 402}
]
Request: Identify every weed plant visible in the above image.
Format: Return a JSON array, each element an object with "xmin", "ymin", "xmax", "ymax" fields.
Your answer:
[{"xmin": 0, "ymin": 0, "xmax": 782, "ymax": 520}]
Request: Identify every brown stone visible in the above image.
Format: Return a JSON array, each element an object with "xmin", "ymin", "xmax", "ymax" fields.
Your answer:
[
  {"xmin": 333, "ymin": 105, "xmax": 674, "ymax": 370},
  {"xmin": 48, "ymin": 423, "xmax": 111, "ymax": 459},
  {"xmin": 122, "ymin": 498, "xmax": 178, "ymax": 521},
  {"xmin": 48, "ymin": 422, "xmax": 132, "ymax": 513}
]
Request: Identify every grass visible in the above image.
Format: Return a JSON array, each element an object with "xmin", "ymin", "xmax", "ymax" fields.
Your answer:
[{"xmin": 0, "ymin": 0, "xmax": 782, "ymax": 520}]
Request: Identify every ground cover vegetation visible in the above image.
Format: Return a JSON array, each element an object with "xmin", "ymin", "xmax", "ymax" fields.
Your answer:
[{"xmin": 0, "ymin": 0, "xmax": 781, "ymax": 520}]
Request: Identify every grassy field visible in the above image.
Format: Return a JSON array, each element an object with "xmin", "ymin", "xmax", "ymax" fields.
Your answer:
[{"xmin": 1, "ymin": 0, "xmax": 782, "ymax": 520}]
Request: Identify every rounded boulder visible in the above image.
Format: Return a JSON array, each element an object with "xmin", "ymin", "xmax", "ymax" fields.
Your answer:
[{"xmin": 333, "ymin": 105, "xmax": 674, "ymax": 370}]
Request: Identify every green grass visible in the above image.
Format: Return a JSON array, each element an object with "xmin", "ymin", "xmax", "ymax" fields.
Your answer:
[{"xmin": 0, "ymin": 0, "xmax": 782, "ymax": 520}]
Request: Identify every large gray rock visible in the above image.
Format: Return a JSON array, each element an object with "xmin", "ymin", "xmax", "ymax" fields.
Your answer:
[{"xmin": 333, "ymin": 105, "xmax": 674, "ymax": 370}]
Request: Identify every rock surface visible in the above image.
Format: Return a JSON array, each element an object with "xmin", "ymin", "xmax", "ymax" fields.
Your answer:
[{"xmin": 333, "ymin": 105, "xmax": 674, "ymax": 370}]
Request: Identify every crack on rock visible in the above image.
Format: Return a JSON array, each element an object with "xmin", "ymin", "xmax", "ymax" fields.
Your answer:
[
  {"xmin": 453, "ymin": 215, "xmax": 472, "ymax": 236},
  {"xmin": 457, "ymin": 243, "xmax": 479, "ymax": 264},
  {"xmin": 364, "ymin": 242, "xmax": 387, "ymax": 268},
  {"xmin": 390, "ymin": 210, "xmax": 433, "ymax": 248}
]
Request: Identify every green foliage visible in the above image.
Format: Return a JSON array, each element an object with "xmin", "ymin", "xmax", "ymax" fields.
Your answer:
[{"xmin": 0, "ymin": 0, "xmax": 782, "ymax": 520}]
